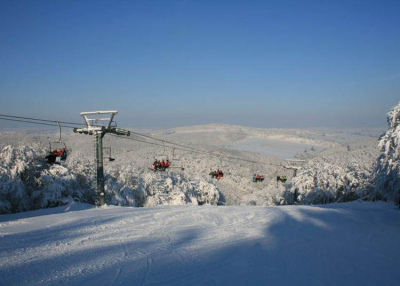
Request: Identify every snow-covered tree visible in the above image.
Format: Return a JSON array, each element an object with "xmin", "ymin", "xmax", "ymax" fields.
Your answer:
[
  {"xmin": 374, "ymin": 102, "xmax": 400, "ymax": 204},
  {"xmin": 32, "ymin": 163, "xmax": 95, "ymax": 209},
  {"xmin": 0, "ymin": 143, "xmax": 221, "ymax": 213},
  {"xmin": 0, "ymin": 145, "xmax": 43, "ymax": 213},
  {"xmin": 105, "ymin": 165, "xmax": 220, "ymax": 207},
  {"xmin": 289, "ymin": 141, "xmax": 377, "ymax": 204}
]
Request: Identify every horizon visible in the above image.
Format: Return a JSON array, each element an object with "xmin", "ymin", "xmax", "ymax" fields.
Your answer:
[
  {"xmin": 0, "ymin": 121, "xmax": 387, "ymax": 134},
  {"xmin": 1, "ymin": 1, "xmax": 399, "ymax": 129}
]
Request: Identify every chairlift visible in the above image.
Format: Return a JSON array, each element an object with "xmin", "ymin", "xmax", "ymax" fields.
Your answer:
[
  {"xmin": 155, "ymin": 154, "xmax": 169, "ymax": 161},
  {"xmin": 172, "ymin": 148, "xmax": 180, "ymax": 161},
  {"xmin": 209, "ymin": 157, "xmax": 225, "ymax": 179},
  {"xmin": 46, "ymin": 121, "xmax": 68, "ymax": 164},
  {"xmin": 103, "ymin": 147, "xmax": 115, "ymax": 162},
  {"xmin": 277, "ymin": 175, "xmax": 288, "ymax": 183},
  {"xmin": 168, "ymin": 148, "xmax": 186, "ymax": 170},
  {"xmin": 276, "ymin": 159, "xmax": 306, "ymax": 185},
  {"xmin": 209, "ymin": 169, "xmax": 224, "ymax": 179},
  {"xmin": 218, "ymin": 157, "xmax": 227, "ymax": 169},
  {"xmin": 151, "ymin": 152, "xmax": 184, "ymax": 172},
  {"xmin": 251, "ymin": 163, "xmax": 265, "ymax": 183},
  {"xmin": 252, "ymin": 173, "xmax": 265, "ymax": 183},
  {"xmin": 150, "ymin": 157, "xmax": 171, "ymax": 172},
  {"xmin": 155, "ymin": 140, "xmax": 169, "ymax": 161}
]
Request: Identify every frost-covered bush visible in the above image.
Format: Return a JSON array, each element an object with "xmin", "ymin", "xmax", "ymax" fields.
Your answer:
[
  {"xmin": 375, "ymin": 102, "xmax": 400, "ymax": 204},
  {"xmin": 0, "ymin": 145, "xmax": 42, "ymax": 213},
  {"xmin": 289, "ymin": 142, "xmax": 377, "ymax": 204},
  {"xmin": 0, "ymin": 145, "xmax": 97, "ymax": 213},
  {"xmin": 105, "ymin": 165, "xmax": 220, "ymax": 207},
  {"xmin": 104, "ymin": 165, "xmax": 144, "ymax": 207},
  {"xmin": 0, "ymin": 143, "xmax": 221, "ymax": 214},
  {"xmin": 32, "ymin": 163, "xmax": 96, "ymax": 209}
]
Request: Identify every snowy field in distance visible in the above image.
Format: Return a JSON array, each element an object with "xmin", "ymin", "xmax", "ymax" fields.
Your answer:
[
  {"xmin": 228, "ymin": 138, "xmax": 325, "ymax": 160},
  {"xmin": 0, "ymin": 201, "xmax": 399, "ymax": 285}
]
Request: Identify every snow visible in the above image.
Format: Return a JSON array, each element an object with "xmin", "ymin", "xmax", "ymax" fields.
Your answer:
[
  {"xmin": 0, "ymin": 201, "xmax": 399, "ymax": 285},
  {"xmin": 229, "ymin": 138, "xmax": 324, "ymax": 160}
]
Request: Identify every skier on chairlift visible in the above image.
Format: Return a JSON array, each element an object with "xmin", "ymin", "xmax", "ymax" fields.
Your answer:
[
  {"xmin": 46, "ymin": 147, "xmax": 67, "ymax": 164},
  {"xmin": 165, "ymin": 159, "xmax": 171, "ymax": 170},
  {"xmin": 209, "ymin": 169, "xmax": 224, "ymax": 179},
  {"xmin": 151, "ymin": 159, "xmax": 159, "ymax": 171},
  {"xmin": 253, "ymin": 174, "xmax": 265, "ymax": 182}
]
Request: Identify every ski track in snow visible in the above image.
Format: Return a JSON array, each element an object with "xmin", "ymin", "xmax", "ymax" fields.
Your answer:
[{"xmin": 0, "ymin": 202, "xmax": 400, "ymax": 285}]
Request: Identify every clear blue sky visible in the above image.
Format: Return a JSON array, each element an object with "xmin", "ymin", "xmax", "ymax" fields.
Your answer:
[{"xmin": 0, "ymin": 0, "xmax": 399, "ymax": 128}]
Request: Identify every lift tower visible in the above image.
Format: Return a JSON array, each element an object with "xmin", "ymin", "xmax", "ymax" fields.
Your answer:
[{"xmin": 73, "ymin": 111, "xmax": 130, "ymax": 206}]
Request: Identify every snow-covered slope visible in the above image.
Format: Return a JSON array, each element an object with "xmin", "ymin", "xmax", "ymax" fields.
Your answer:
[{"xmin": 0, "ymin": 202, "xmax": 399, "ymax": 285}]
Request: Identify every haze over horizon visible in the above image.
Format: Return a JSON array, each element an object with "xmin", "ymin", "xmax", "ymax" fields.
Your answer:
[{"xmin": 1, "ymin": 0, "xmax": 399, "ymax": 129}]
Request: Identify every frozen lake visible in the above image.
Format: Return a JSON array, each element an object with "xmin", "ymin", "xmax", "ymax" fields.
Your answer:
[{"xmin": 229, "ymin": 138, "xmax": 322, "ymax": 159}]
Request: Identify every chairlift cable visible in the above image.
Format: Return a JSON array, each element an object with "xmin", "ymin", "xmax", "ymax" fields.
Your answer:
[
  {"xmin": 0, "ymin": 114, "xmax": 85, "ymax": 126},
  {"xmin": 127, "ymin": 130, "xmax": 284, "ymax": 167},
  {"xmin": 0, "ymin": 117, "xmax": 77, "ymax": 129},
  {"xmin": 110, "ymin": 134, "xmax": 282, "ymax": 167}
]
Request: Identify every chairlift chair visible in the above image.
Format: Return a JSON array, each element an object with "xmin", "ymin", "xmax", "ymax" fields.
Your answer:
[
  {"xmin": 155, "ymin": 140, "xmax": 169, "ymax": 161},
  {"xmin": 169, "ymin": 148, "xmax": 186, "ymax": 170},
  {"xmin": 209, "ymin": 157, "xmax": 225, "ymax": 179},
  {"xmin": 251, "ymin": 163, "xmax": 265, "ymax": 183},
  {"xmin": 217, "ymin": 157, "xmax": 227, "ymax": 170},
  {"xmin": 153, "ymin": 141, "xmax": 187, "ymax": 170},
  {"xmin": 276, "ymin": 159, "xmax": 306, "ymax": 185},
  {"xmin": 151, "ymin": 141, "xmax": 171, "ymax": 171},
  {"xmin": 46, "ymin": 121, "xmax": 69, "ymax": 164},
  {"xmin": 103, "ymin": 147, "xmax": 115, "ymax": 162},
  {"xmin": 155, "ymin": 154, "xmax": 169, "ymax": 161},
  {"xmin": 172, "ymin": 148, "xmax": 180, "ymax": 161}
]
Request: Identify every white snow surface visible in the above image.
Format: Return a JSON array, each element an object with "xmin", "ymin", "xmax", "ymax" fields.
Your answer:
[
  {"xmin": 1, "ymin": 201, "xmax": 399, "ymax": 285},
  {"xmin": 229, "ymin": 137, "xmax": 325, "ymax": 160}
]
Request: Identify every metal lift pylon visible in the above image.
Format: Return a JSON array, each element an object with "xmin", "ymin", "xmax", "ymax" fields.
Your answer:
[{"xmin": 73, "ymin": 111, "xmax": 130, "ymax": 206}]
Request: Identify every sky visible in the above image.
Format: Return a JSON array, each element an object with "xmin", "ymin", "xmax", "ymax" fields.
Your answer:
[{"xmin": 0, "ymin": 0, "xmax": 399, "ymax": 129}]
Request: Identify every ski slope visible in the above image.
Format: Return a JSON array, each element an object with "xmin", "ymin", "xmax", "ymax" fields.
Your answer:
[{"xmin": 1, "ymin": 202, "xmax": 399, "ymax": 285}]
